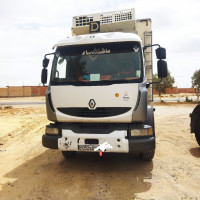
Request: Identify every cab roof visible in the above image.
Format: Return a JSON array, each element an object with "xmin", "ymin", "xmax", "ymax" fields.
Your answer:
[{"xmin": 53, "ymin": 32, "xmax": 142, "ymax": 48}]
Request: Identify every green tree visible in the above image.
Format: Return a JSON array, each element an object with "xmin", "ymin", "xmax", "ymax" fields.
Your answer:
[
  {"xmin": 153, "ymin": 71, "xmax": 175, "ymax": 101},
  {"xmin": 191, "ymin": 69, "xmax": 200, "ymax": 101}
]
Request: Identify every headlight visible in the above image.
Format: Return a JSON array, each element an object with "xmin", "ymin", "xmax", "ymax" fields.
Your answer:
[
  {"xmin": 131, "ymin": 128, "xmax": 153, "ymax": 136},
  {"xmin": 45, "ymin": 126, "xmax": 59, "ymax": 135}
]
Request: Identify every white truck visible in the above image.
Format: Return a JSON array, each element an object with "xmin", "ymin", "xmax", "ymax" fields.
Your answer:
[{"xmin": 41, "ymin": 8, "xmax": 167, "ymax": 161}]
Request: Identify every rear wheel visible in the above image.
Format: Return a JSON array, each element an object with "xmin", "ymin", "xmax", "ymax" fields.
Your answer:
[
  {"xmin": 62, "ymin": 151, "xmax": 76, "ymax": 159},
  {"xmin": 142, "ymin": 150, "xmax": 155, "ymax": 161}
]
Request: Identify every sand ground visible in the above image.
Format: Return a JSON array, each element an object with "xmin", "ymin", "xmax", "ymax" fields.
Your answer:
[{"xmin": 0, "ymin": 98, "xmax": 200, "ymax": 200}]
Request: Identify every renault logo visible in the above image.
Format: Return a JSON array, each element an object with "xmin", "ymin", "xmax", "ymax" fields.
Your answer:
[{"xmin": 89, "ymin": 99, "xmax": 96, "ymax": 109}]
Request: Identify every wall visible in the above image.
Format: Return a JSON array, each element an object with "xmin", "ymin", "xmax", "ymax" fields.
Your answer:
[
  {"xmin": 0, "ymin": 86, "xmax": 196, "ymax": 97},
  {"xmin": 153, "ymin": 87, "xmax": 196, "ymax": 95},
  {"xmin": 0, "ymin": 86, "xmax": 48, "ymax": 97},
  {"xmin": 0, "ymin": 88, "xmax": 8, "ymax": 97}
]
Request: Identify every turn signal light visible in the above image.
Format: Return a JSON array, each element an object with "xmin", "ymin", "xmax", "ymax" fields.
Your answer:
[
  {"xmin": 131, "ymin": 128, "xmax": 153, "ymax": 136},
  {"xmin": 45, "ymin": 126, "xmax": 59, "ymax": 135}
]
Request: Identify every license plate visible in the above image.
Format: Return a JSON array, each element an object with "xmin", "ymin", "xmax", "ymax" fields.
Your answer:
[{"xmin": 78, "ymin": 144, "xmax": 98, "ymax": 151}]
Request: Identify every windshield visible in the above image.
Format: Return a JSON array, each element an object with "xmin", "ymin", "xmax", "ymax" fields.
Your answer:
[{"xmin": 50, "ymin": 42, "xmax": 143, "ymax": 85}]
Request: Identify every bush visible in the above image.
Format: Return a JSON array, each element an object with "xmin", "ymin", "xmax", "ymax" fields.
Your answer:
[{"xmin": 185, "ymin": 97, "xmax": 193, "ymax": 102}]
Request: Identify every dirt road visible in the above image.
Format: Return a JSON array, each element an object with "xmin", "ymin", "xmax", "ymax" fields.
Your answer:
[{"xmin": 0, "ymin": 102, "xmax": 200, "ymax": 200}]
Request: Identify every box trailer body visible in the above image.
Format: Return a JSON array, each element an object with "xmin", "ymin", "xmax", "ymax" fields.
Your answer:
[{"xmin": 41, "ymin": 8, "xmax": 167, "ymax": 160}]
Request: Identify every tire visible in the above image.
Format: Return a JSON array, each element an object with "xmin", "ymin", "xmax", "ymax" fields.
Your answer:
[
  {"xmin": 142, "ymin": 150, "xmax": 155, "ymax": 161},
  {"xmin": 194, "ymin": 130, "xmax": 200, "ymax": 146},
  {"xmin": 62, "ymin": 151, "xmax": 76, "ymax": 159},
  {"xmin": 191, "ymin": 105, "xmax": 200, "ymax": 146}
]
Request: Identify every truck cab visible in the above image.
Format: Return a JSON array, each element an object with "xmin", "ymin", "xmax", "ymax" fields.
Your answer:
[{"xmin": 41, "ymin": 8, "xmax": 167, "ymax": 161}]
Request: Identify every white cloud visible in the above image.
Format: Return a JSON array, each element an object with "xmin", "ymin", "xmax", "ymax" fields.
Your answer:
[{"xmin": 0, "ymin": 0, "xmax": 200, "ymax": 87}]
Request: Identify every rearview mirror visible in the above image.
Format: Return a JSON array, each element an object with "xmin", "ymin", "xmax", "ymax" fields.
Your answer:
[
  {"xmin": 43, "ymin": 58, "xmax": 50, "ymax": 68},
  {"xmin": 157, "ymin": 60, "xmax": 168, "ymax": 78},
  {"xmin": 41, "ymin": 68, "xmax": 47, "ymax": 84},
  {"xmin": 156, "ymin": 47, "xmax": 166, "ymax": 59}
]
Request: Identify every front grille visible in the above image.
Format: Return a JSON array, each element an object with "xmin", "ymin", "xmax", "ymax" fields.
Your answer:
[{"xmin": 57, "ymin": 107, "xmax": 131, "ymax": 118}]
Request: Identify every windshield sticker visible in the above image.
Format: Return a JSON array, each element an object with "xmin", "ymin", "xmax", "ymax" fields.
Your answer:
[
  {"xmin": 56, "ymin": 51, "xmax": 60, "ymax": 57},
  {"xmin": 89, "ymin": 54, "xmax": 98, "ymax": 61},
  {"xmin": 58, "ymin": 58, "xmax": 64, "ymax": 65},
  {"xmin": 82, "ymin": 48, "xmax": 111, "ymax": 56},
  {"xmin": 123, "ymin": 91, "xmax": 129, "ymax": 101},
  {"xmin": 82, "ymin": 75, "xmax": 90, "ymax": 80},
  {"xmin": 136, "ymin": 70, "xmax": 141, "ymax": 77},
  {"xmin": 133, "ymin": 45, "xmax": 139, "ymax": 52},
  {"xmin": 90, "ymin": 74, "xmax": 100, "ymax": 81}
]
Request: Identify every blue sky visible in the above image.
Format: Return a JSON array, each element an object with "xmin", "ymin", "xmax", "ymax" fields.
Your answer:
[{"xmin": 0, "ymin": 0, "xmax": 200, "ymax": 87}]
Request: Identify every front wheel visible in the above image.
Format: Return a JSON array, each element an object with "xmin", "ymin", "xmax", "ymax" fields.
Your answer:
[
  {"xmin": 62, "ymin": 151, "xmax": 76, "ymax": 159},
  {"xmin": 195, "ymin": 130, "xmax": 200, "ymax": 146},
  {"xmin": 142, "ymin": 150, "xmax": 155, "ymax": 161}
]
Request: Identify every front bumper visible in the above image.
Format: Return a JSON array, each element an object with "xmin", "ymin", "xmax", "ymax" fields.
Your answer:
[
  {"xmin": 129, "ymin": 137, "xmax": 155, "ymax": 153},
  {"xmin": 42, "ymin": 134, "xmax": 61, "ymax": 149},
  {"xmin": 42, "ymin": 130, "xmax": 155, "ymax": 153}
]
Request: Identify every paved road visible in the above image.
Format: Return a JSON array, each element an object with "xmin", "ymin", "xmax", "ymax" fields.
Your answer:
[{"xmin": 0, "ymin": 101, "xmax": 45, "ymax": 106}]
